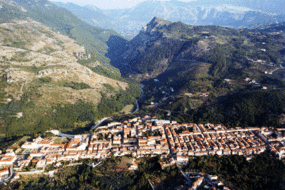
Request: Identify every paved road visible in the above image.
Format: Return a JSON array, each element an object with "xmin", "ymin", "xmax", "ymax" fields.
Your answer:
[
  {"xmin": 90, "ymin": 117, "xmax": 111, "ymax": 131},
  {"xmin": 58, "ymin": 133, "xmax": 75, "ymax": 138},
  {"xmin": 130, "ymin": 100, "xmax": 139, "ymax": 115},
  {"xmin": 131, "ymin": 84, "xmax": 144, "ymax": 115},
  {"xmin": 91, "ymin": 84, "xmax": 144, "ymax": 130},
  {"xmin": 148, "ymin": 179, "xmax": 155, "ymax": 190},
  {"xmin": 17, "ymin": 170, "xmax": 46, "ymax": 175},
  {"xmin": 48, "ymin": 130, "xmax": 75, "ymax": 138},
  {"xmin": 87, "ymin": 161, "xmax": 102, "ymax": 168},
  {"xmin": 175, "ymin": 162, "xmax": 192, "ymax": 185},
  {"xmin": 49, "ymin": 84, "xmax": 144, "ymax": 135}
]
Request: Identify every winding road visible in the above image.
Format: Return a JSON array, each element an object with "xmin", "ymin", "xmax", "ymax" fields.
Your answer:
[
  {"xmin": 131, "ymin": 84, "xmax": 144, "ymax": 115},
  {"xmin": 91, "ymin": 84, "xmax": 144, "ymax": 130},
  {"xmin": 90, "ymin": 117, "xmax": 111, "ymax": 131},
  {"xmin": 49, "ymin": 84, "xmax": 144, "ymax": 136}
]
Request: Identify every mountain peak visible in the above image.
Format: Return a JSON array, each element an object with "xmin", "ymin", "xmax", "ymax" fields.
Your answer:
[
  {"xmin": 150, "ymin": 16, "xmax": 167, "ymax": 24},
  {"xmin": 146, "ymin": 16, "xmax": 171, "ymax": 29}
]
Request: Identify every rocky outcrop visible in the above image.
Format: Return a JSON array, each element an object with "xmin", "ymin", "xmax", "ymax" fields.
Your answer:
[
  {"xmin": 122, "ymin": 17, "xmax": 170, "ymax": 61},
  {"xmin": 73, "ymin": 51, "xmax": 91, "ymax": 60}
]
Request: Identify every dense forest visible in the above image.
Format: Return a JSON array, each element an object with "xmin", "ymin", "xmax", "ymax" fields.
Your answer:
[
  {"xmin": 154, "ymin": 89, "xmax": 285, "ymax": 128},
  {"xmin": 0, "ymin": 80, "xmax": 141, "ymax": 138},
  {"xmin": 191, "ymin": 90, "xmax": 285, "ymax": 128},
  {"xmin": 1, "ymin": 153, "xmax": 284, "ymax": 190},
  {"xmin": 184, "ymin": 152, "xmax": 285, "ymax": 190},
  {"xmin": 138, "ymin": 84, "xmax": 285, "ymax": 128}
]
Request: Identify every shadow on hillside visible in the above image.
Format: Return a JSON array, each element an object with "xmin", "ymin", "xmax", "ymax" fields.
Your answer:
[
  {"xmin": 105, "ymin": 35, "xmax": 129, "ymax": 68},
  {"xmin": 62, "ymin": 122, "xmax": 94, "ymax": 135}
]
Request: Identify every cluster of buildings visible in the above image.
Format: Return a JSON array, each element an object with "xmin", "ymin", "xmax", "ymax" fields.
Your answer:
[
  {"xmin": 187, "ymin": 174, "xmax": 229, "ymax": 190},
  {"xmin": 0, "ymin": 115, "xmax": 285, "ymax": 182}
]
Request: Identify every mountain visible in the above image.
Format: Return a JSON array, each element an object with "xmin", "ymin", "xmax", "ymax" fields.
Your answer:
[
  {"xmin": 54, "ymin": 0, "xmax": 285, "ymax": 39},
  {"xmin": 52, "ymin": 2, "xmax": 137, "ymax": 39},
  {"xmin": 189, "ymin": 0, "xmax": 285, "ymax": 15},
  {"xmin": 0, "ymin": 0, "xmax": 129, "ymax": 65},
  {"xmin": 120, "ymin": 17, "xmax": 285, "ymax": 128},
  {"xmin": 120, "ymin": 16, "xmax": 285, "ymax": 85},
  {"xmin": 0, "ymin": 0, "xmax": 140, "ymax": 137},
  {"xmin": 51, "ymin": 2, "xmax": 115, "ymax": 30}
]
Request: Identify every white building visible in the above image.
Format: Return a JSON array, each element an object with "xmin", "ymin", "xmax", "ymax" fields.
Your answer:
[{"xmin": 0, "ymin": 155, "xmax": 16, "ymax": 166}]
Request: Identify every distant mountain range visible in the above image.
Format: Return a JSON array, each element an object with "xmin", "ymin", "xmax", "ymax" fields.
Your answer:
[{"xmin": 54, "ymin": 0, "xmax": 285, "ymax": 39}]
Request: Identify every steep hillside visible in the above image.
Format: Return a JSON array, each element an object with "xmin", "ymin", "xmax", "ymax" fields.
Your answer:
[
  {"xmin": 0, "ymin": 0, "xmax": 129, "ymax": 67},
  {"xmin": 0, "ymin": 0, "xmax": 140, "ymax": 137},
  {"xmin": 120, "ymin": 17, "xmax": 285, "ymax": 127},
  {"xmin": 52, "ymin": 2, "xmax": 133, "ymax": 39},
  {"xmin": 121, "ymin": 17, "xmax": 284, "ymax": 82}
]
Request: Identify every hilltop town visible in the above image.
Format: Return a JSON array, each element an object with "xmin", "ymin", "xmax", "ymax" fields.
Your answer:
[{"xmin": 1, "ymin": 115, "xmax": 285, "ymax": 189}]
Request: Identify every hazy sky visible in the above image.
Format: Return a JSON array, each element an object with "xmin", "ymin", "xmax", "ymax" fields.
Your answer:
[{"xmin": 49, "ymin": 0, "xmax": 197, "ymax": 10}]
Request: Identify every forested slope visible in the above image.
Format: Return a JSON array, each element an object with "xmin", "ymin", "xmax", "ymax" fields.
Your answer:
[{"xmin": 0, "ymin": 0, "xmax": 140, "ymax": 137}]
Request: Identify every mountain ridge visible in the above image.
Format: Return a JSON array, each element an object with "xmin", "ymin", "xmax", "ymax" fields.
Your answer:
[
  {"xmin": 53, "ymin": 0, "xmax": 285, "ymax": 39},
  {"xmin": 120, "ymin": 16, "xmax": 285, "ymax": 84}
]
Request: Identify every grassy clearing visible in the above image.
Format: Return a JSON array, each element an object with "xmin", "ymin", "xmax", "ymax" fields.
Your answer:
[
  {"xmin": 53, "ymin": 137, "xmax": 67, "ymax": 144},
  {"xmin": 117, "ymin": 156, "xmax": 134, "ymax": 170},
  {"xmin": 120, "ymin": 104, "xmax": 135, "ymax": 114}
]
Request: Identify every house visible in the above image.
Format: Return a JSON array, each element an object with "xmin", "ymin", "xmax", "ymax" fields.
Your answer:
[
  {"xmin": 208, "ymin": 175, "xmax": 218, "ymax": 180},
  {"xmin": 128, "ymin": 164, "xmax": 138, "ymax": 171},
  {"xmin": 11, "ymin": 173, "xmax": 19, "ymax": 182},
  {"xmin": 217, "ymin": 181, "xmax": 224, "ymax": 186},
  {"xmin": 0, "ymin": 168, "xmax": 9, "ymax": 177},
  {"xmin": 36, "ymin": 159, "xmax": 46, "ymax": 168},
  {"xmin": 191, "ymin": 181, "xmax": 198, "ymax": 190},
  {"xmin": 0, "ymin": 155, "xmax": 16, "ymax": 166},
  {"xmin": 197, "ymin": 177, "xmax": 204, "ymax": 186},
  {"xmin": 176, "ymin": 155, "xmax": 188, "ymax": 163},
  {"xmin": 55, "ymin": 162, "xmax": 62, "ymax": 167}
]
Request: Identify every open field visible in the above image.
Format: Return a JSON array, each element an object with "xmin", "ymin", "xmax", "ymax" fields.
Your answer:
[{"xmin": 121, "ymin": 104, "xmax": 135, "ymax": 114}]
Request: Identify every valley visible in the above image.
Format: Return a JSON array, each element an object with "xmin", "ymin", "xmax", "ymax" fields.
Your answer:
[{"xmin": 1, "ymin": 0, "xmax": 285, "ymax": 189}]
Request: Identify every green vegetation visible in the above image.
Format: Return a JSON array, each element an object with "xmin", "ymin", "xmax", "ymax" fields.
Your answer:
[
  {"xmin": 38, "ymin": 77, "xmax": 52, "ymax": 83},
  {"xmin": 2, "ymin": 101, "xmax": 97, "ymax": 137},
  {"xmin": 78, "ymin": 56, "xmax": 124, "ymax": 81},
  {"xmin": 125, "ymin": 20, "xmax": 284, "ymax": 95},
  {"xmin": 193, "ymin": 90, "xmax": 285, "ymax": 128},
  {"xmin": 133, "ymin": 21, "xmax": 285, "ymax": 129},
  {"xmin": 103, "ymin": 83, "xmax": 115, "ymax": 92},
  {"xmin": 62, "ymin": 81, "xmax": 91, "ymax": 90},
  {"xmin": 10, "ymin": 51, "xmax": 31, "ymax": 62},
  {"xmin": 184, "ymin": 152, "xmax": 285, "ymax": 190},
  {"xmin": 2, "ymin": 157, "xmax": 185, "ymax": 190},
  {"xmin": 0, "ymin": 0, "xmax": 128, "ymax": 66},
  {"xmin": 1, "ymin": 151, "xmax": 284, "ymax": 190},
  {"xmin": 11, "ymin": 41, "xmax": 26, "ymax": 49},
  {"xmin": 120, "ymin": 104, "xmax": 135, "ymax": 114},
  {"xmin": 96, "ymin": 82, "xmax": 141, "ymax": 119},
  {"xmin": 0, "ymin": 80, "xmax": 140, "ymax": 138}
]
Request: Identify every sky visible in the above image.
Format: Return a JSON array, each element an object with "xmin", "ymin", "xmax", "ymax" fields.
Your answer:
[{"xmin": 49, "ymin": 0, "xmax": 197, "ymax": 10}]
